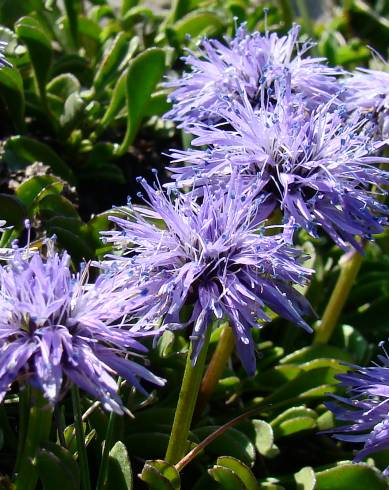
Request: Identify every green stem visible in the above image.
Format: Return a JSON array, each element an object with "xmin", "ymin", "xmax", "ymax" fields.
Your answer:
[
  {"xmin": 71, "ymin": 386, "xmax": 91, "ymax": 490},
  {"xmin": 313, "ymin": 249, "xmax": 363, "ymax": 345},
  {"xmin": 165, "ymin": 327, "xmax": 212, "ymax": 465},
  {"xmin": 195, "ymin": 324, "xmax": 235, "ymax": 417},
  {"xmin": 14, "ymin": 391, "xmax": 53, "ymax": 490},
  {"xmin": 96, "ymin": 402, "xmax": 120, "ymax": 489}
]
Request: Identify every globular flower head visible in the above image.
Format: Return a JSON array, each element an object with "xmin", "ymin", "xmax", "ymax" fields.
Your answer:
[
  {"xmin": 325, "ymin": 343, "xmax": 389, "ymax": 475},
  {"xmin": 169, "ymin": 92, "xmax": 389, "ymax": 251},
  {"xmin": 0, "ymin": 241, "xmax": 164, "ymax": 413},
  {"xmin": 103, "ymin": 177, "xmax": 313, "ymax": 376},
  {"xmin": 165, "ymin": 24, "xmax": 342, "ymax": 128},
  {"xmin": 344, "ymin": 63, "xmax": 389, "ymax": 138}
]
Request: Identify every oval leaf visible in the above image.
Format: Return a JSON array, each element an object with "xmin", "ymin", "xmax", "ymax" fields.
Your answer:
[
  {"xmin": 0, "ymin": 66, "xmax": 25, "ymax": 131},
  {"xmin": 140, "ymin": 460, "xmax": 180, "ymax": 490},
  {"xmin": 117, "ymin": 47, "xmax": 166, "ymax": 155},
  {"xmin": 217, "ymin": 456, "xmax": 259, "ymax": 490},
  {"xmin": 15, "ymin": 16, "xmax": 53, "ymax": 101},
  {"xmin": 315, "ymin": 463, "xmax": 388, "ymax": 490},
  {"xmin": 105, "ymin": 441, "xmax": 133, "ymax": 490},
  {"xmin": 36, "ymin": 443, "xmax": 80, "ymax": 490},
  {"xmin": 208, "ymin": 465, "xmax": 246, "ymax": 490},
  {"xmin": 4, "ymin": 136, "xmax": 75, "ymax": 184}
]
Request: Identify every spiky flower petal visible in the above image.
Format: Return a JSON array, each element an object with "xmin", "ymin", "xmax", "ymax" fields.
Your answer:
[
  {"xmin": 169, "ymin": 92, "xmax": 389, "ymax": 250},
  {"xmin": 165, "ymin": 24, "xmax": 342, "ymax": 128},
  {"xmin": 325, "ymin": 344, "xmax": 389, "ymax": 475},
  {"xmin": 103, "ymin": 178, "xmax": 313, "ymax": 375},
  {"xmin": 0, "ymin": 241, "xmax": 164, "ymax": 413},
  {"xmin": 344, "ymin": 63, "xmax": 389, "ymax": 137}
]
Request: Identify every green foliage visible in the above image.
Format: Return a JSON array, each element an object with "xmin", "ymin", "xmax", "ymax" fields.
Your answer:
[{"xmin": 104, "ymin": 441, "xmax": 133, "ymax": 490}]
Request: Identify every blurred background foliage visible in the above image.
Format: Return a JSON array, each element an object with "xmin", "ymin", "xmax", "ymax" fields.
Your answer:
[{"xmin": 0, "ymin": 1, "xmax": 388, "ymax": 489}]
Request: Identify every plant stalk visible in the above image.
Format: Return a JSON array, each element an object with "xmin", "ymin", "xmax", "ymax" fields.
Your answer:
[
  {"xmin": 195, "ymin": 324, "xmax": 235, "ymax": 417},
  {"xmin": 96, "ymin": 387, "xmax": 121, "ymax": 490},
  {"xmin": 165, "ymin": 327, "xmax": 212, "ymax": 465},
  {"xmin": 71, "ymin": 386, "xmax": 91, "ymax": 490},
  {"xmin": 313, "ymin": 249, "xmax": 363, "ymax": 345},
  {"xmin": 14, "ymin": 390, "xmax": 53, "ymax": 490}
]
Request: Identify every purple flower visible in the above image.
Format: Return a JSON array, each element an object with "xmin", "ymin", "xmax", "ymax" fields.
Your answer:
[
  {"xmin": 165, "ymin": 24, "xmax": 342, "ymax": 128},
  {"xmin": 325, "ymin": 344, "xmax": 389, "ymax": 475},
  {"xmin": 0, "ymin": 241, "xmax": 164, "ymax": 413},
  {"xmin": 344, "ymin": 64, "xmax": 389, "ymax": 138},
  {"xmin": 169, "ymin": 93, "xmax": 389, "ymax": 251},
  {"xmin": 102, "ymin": 177, "xmax": 313, "ymax": 375}
]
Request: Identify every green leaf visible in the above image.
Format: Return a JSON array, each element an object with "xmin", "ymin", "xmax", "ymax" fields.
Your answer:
[
  {"xmin": 265, "ymin": 365, "xmax": 345, "ymax": 406},
  {"xmin": 315, "ymin": 463, "xmax": 388, "ymax": 490},
  {"xmin": 271, "ymin": 407, "xmax": 318, "ymax": 439},
  {"xmin": 99, "ymin": 70, "xmax": 126, "ymax": 130},
  {"xmin": 273, "ymin": 416, "xmax": 317, "ymax": 438},
  {"xmin": 216, "ymin": 456, "xmax": 259, "ymax": 490},
  {"xmin": 104, "ymin": 441, "xmax": 133, "ymax": 490},
  {"xmin": 280, "ymin": 345, "xmax": 353, "ymax": 365},
  {"xmin": 173, "ymin": 11, "xmax": 224, "ymax": 42},
  {"xmin": 3, "ymin": 136, "xmax": 75, "ymax": 184},
  {"xmin": 59, "ymin": 92, "xmax": 84, "ymax": 131},
  {"xmin": 16, "ymin": 175, "xmax": 63, "ymax": 211},
  {"xmin": 0, "ymin": 66, "xmax": 25, "ymax": 131},
  {"xmin": 117, "ymin": 48, "xmax": 166, "ymax": 155},
  {"xmin": 251, "ymin": 420, "xmax": 278, "ymax": 458},
  {"xmin": 208, "ymin": 465, "xmax": 246, "ymax": 490},
  {"xmin": 36, "ymin": 442, "xmax": 80, "ymax": 490},
  {"xmin": 47, "ymin": 73, "xmax": 81, "ymax": 96},
  {"xmin": 193, "ymin": 427, "xmax": 256, "ymax": 467},
  {"xmin": 144, "ymin": 92, "xmax": 171, "ymax": 117},
  {"xmin": 45, "ymin": 220, "xmax": 94, "ymax": 261},
  {"xmin": 0, "ymin": 0, "xmax": 44, "ymax": 29},
  {"xmin": 37, "ymin": 195, "xmax": 79, "ymax": 219},
  {"xmin": 0, "ymin": 194, "xmax": 27, "ymax": 229},
  {"xmin": 52, "ymin": 54, "xmax": 90, "ymax": 80},
  {"xmin": 64, "ymin": 0, "xmax": 79, "ymax": 49},
  {"xmin": 140, "ymin": 460, "xmax": 180, "ymax": 490},
  {"xmin": 271, "ymin": 406, "xmax": 317, "ymax": 428},
  {"xmin": 94, "ymin": 32, "xmax": 129, "ymax": 93},
  {"xmin": 294, "ymin": 467, "xmax": 316, "ymax": 490},
  {"xmin": 166, "ymin": 0, "xmax": 190, "ymax": 24},
  {"xmin": 15, "ymin": 16, "xmax": 53, "ymax": 103},
  {"xmin": 75, "ymin": 15, "xmax": 101, "ymax": 42}
]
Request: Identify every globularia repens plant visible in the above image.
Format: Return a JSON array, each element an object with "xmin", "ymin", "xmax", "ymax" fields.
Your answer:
[{"xmin": 0, "ymin": 2, "xmax": 389, "ymax": 489}]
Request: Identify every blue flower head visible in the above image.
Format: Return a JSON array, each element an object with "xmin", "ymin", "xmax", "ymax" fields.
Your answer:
[
  {"xmin": 165, "ymin": 24, "xmax": 342, "ymax": 128},
  {"xmin": 0, "ymin": 241, "xmax": 164, "ymax": 413},
  {"xmin": 103, "ymin": 177, "xmax": 313, "ymax": 375},
  {"xmin": 325, "ymin": 343, "xmax": 389, "ymax": 476},
  {"xmin": 169, "ymin": 89, "xmax": 389, "ymax": 251},
  {"xmin": 344, "ymin": 62, "xmax": 389, "ymax": 138}
]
